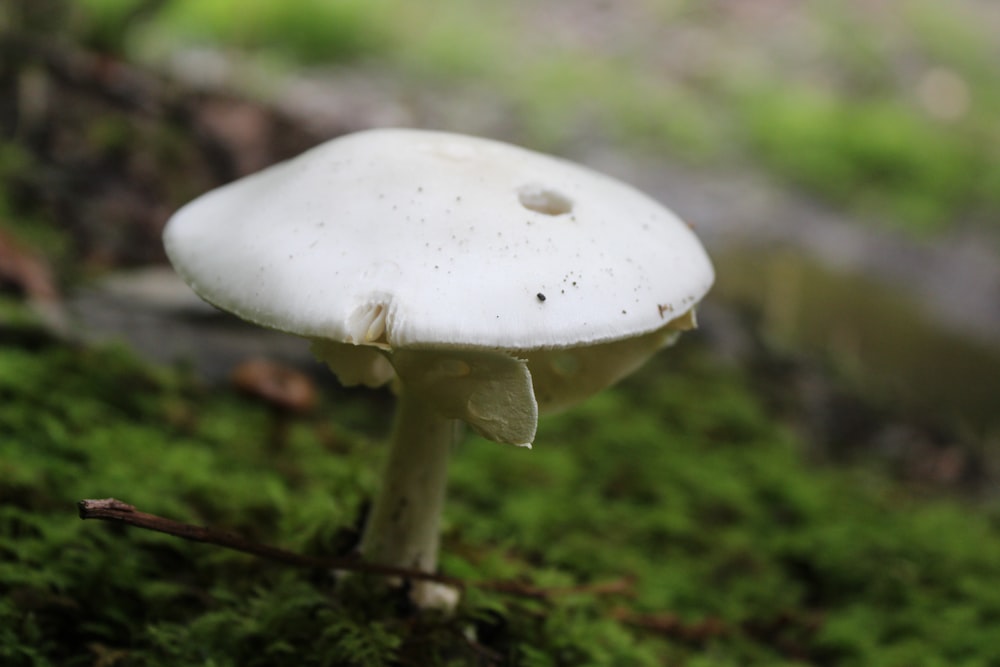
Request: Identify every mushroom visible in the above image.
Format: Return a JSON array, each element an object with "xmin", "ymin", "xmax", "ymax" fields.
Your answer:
[{"xmin": 163, "ymin": 128, "xmax": 714, "ymax": 606}]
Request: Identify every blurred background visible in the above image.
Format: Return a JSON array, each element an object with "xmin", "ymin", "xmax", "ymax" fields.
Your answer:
[
  {"xmin": 3, "ymin": 0, "xmax": 1000, "ymax": 663},
  {"xmin": 5, "ymin": 0, "xmax": 1000, "ymax": 450}
]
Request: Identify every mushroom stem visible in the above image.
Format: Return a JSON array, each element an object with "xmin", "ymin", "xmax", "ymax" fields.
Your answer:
[{"xmin": 360, "ymin": 388, "xmax": 454, "ymax": 575}]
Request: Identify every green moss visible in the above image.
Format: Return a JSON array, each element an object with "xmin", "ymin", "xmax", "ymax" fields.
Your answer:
[
  {"xmin": 76, "ymin": 0, "xmax": 393, "ymax": 64},
  {"xmin": 2, "ymin": 328, "xmax": 1000, "ymax": 664},
  {"xmin": 739, "ymin": 86, "xmax": 986, "ymax": 232}
]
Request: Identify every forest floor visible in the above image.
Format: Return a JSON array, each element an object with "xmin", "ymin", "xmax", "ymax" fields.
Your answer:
[{"xmin": 4, "ymin": 2, "xmax": 1000, "ymax": 665}]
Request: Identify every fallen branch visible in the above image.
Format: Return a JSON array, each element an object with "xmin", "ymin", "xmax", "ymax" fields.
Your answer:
[
  {"xmin": 79, "ymin": 498, "xmax": 455, "ymax": 584},
  {"xmin": 78, "ymin": 498, "xmax": 633, "ymax": 601}
]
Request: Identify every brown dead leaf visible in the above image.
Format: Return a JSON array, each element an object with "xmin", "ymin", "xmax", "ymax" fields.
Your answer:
[{"xmin": 231, "ymin": 357, "xmax": 317, "ymax": 414}]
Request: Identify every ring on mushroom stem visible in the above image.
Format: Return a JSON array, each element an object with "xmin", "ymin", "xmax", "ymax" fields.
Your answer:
[{"xmin": 163, "ymin": 128, "xmax": 714, "ymax": 610}]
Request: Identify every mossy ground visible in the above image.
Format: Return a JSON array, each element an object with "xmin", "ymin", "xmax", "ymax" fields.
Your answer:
[
  {"xmin": 3, "ymin": 306, "xmax": 1000, "ymax": 666},
  {"xmin": 4, "ymin": 4, "xmax": 1000, "ymax": 664}
]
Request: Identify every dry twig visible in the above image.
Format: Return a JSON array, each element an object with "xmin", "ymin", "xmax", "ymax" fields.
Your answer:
[{"xmin": 78, "ymin": 498, "xmax": 633, "ymax": 601}]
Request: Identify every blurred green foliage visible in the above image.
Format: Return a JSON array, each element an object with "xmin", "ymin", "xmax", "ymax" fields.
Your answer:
[
  {"xmin": 3, "ymin": 317, "xmax": 1000, "ymax": 664},
  {"xmin": 741, "ymin": 89, "xmax": 990, "ymax": 232},
  {"xmin": 146, "ymin": 0, "xmax": 391, "ymax": 64},
  {"xmin": 68, "ymin": 0, "xmax": 1000, "ymax": 234}
]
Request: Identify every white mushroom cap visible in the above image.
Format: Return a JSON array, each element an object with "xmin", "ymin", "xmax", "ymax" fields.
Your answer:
[{"xmin": 164, "ymin": 128, "xmax": 714, "ymax": 445}]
